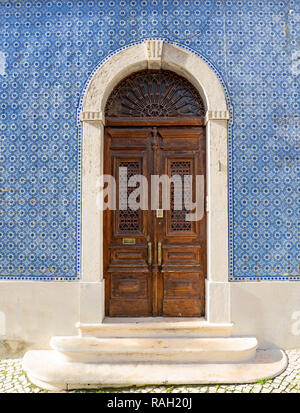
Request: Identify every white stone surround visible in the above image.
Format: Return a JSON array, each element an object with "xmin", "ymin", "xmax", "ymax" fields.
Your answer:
[{"xmin": 80, "ymin": 39, "xmax": 230, "ymax": 326}]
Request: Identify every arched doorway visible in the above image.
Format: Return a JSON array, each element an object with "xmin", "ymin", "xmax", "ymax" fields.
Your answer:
[
  {"xmin": 103, "ymin": 70, "xmax": 207, "ymax": 317},
  {"xmin": 79, "ymin": 40, "xmax": 231, "ymax": 325}
]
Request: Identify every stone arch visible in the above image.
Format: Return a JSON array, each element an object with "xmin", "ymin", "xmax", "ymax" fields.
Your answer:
[
  {"xmin": 79, "ymin": 40, "xmax": 231, "ymax": 325},
  {"xmin": 81, "ymin": 40, "xmax": 229, "ymax": 119}
]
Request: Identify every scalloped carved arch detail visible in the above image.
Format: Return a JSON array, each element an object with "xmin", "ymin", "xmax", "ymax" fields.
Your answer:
[{"xmin": 105, "ymin": 70, "xmax": 205, "ymax": 119}]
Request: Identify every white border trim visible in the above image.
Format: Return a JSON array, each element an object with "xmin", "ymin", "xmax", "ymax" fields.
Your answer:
[{"xmin": 79, "ymin": 40, "xmax": 230, "ymax": 324}]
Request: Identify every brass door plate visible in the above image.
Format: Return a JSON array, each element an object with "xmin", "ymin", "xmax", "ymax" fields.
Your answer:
[
  {"xmin": 122, "ymin": 238, "xmax": 136, "ymax": 245},
  {"xmin": 156, "ymin": 209, "xmax": 164, "ymax": 218}
]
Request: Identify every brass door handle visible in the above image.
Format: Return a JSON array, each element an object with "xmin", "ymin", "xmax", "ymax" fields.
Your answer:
[
  {"xmin": 147, "ymin": 241, "xmax": 152, "ymax": 265},
  {"xmin": 158, "ymin": 241, "xmax": 162, "ymax": 266}
]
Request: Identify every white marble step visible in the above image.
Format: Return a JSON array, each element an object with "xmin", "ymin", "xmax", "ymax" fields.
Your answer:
[
  {"xmin": 50, "ymin": 336, "xmax": 257, "ymax": 363},
  {"xmin": 23, "ymin": 348, "xmax": 288, "ymax": 391},
  {"xmin": 77, "ymin": 318, "xmax": 233, "ymax": 338}
]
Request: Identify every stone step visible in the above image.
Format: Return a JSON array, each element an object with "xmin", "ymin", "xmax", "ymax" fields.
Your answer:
[
  {"xmin": 76, "ymin": 318, "xmax": 233, "ymax": 338},
  {"xmin": 50, "ymin": 336, "xmax": 257, "ymax": 363},
  {"xmin": 22, "ymin": 348, "xmax": 288, "ymax": 391}
]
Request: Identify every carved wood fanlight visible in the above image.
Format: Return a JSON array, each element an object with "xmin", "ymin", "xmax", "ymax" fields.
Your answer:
[{"xmin": 105, "ymin": 70, "xmax": 205, "ymax": 123}]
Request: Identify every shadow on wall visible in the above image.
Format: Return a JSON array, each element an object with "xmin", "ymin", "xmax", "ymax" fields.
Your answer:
[
  {"xmin": 231, "ymin": 283, "xmax": 300, "ymax": 349},
  {"xmin": 0, "ymin": 340, "xmax": 29, "ymax": 359}
]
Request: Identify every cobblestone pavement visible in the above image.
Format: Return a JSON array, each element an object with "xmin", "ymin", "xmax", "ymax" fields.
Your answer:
[{"xmin": 0, "ymin": 349, "xmax": 299, "ymax": 393}]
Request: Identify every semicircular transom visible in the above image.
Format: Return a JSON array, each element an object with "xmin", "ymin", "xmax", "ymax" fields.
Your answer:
[{"xmin": 105, "ymin": 69, "xmax": 205, "ymax": 119}]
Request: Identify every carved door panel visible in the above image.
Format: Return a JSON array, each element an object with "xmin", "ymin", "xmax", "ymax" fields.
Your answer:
[
  {"xmin": 155, "ymin": 127, "xmax": 206, "ymax": 316},
  {"xmin": 104, "ymin": 126, "xmax": 206, "ymax": 317},
  {"xmin": 104, "ymin": 128, "xmax": 153, "ymax": 316}
]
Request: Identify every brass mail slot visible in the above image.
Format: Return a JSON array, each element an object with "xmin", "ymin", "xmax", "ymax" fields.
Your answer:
[{"xmin": 122, "ymin": 238, "xmax": 136, "ymax": 245}]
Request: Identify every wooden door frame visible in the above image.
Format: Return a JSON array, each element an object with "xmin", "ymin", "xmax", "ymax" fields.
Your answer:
[
  {"xmin": 103, "ymin": 124, "xmax": 207, "ymax": 317},
  {"xmin": 78, "ymin": 40, "xmax": 231, "ymax": 326}
]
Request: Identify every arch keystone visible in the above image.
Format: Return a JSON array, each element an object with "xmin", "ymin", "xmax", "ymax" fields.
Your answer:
[{"xmin": 145, "ymin": 39, "xmax": 164, "ymax": 69}]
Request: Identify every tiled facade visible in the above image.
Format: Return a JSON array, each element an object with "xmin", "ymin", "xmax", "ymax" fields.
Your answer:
[{"xmin": 0, "ymin": 0, "xmax": 299, "ymax": 281}]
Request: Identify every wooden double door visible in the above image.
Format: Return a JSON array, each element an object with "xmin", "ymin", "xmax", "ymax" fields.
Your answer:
[{"xmin": 104, "ymin": 126, "xmax": 206, "ymax": 317}]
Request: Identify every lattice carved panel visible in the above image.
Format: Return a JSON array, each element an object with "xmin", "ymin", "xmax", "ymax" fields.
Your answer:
[
  {"xmin": 170, "ymin": 161, "xmax": 192, "ymax": 232},
  {"xmin": 118, "ymin": 160, "xmax": 141, "ymax": 233},
  {"xmin": 105, "ymin": 70, "xmax": 205, "ymax": 118}
]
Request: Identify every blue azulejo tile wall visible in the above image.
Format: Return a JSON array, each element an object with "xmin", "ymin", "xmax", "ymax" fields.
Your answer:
[{"xmin": 0, "ymin": 0, "xmax": 299, "ymax": 281}]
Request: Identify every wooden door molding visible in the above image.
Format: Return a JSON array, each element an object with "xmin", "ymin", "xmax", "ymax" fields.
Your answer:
[
  {"xmin": 104, "ymin": 127, "xmax": 153, "ymax": 316},
  {"xmin": 79, "ymin": 40, "xmax": 231, "ymax": 325}
]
